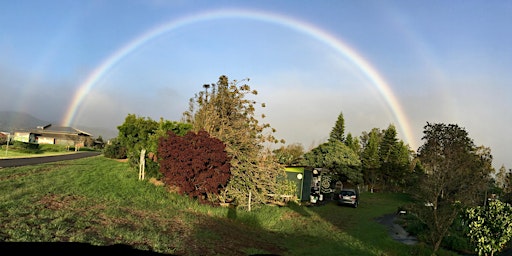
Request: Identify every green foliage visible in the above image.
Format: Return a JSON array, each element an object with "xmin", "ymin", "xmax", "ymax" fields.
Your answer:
[
  {"xmin": 302, "ymin": 140, "xmax": 362, "ymax": 184},
  {"xmin": 465, "ymin": 200, "xmax": 512, "ymax": 256},
  {"xmin": 103, "ymin": 138, "xmax": 127, "ymax": 159},
  {"xmin": 379, "ymin": 124, "xmax": 413, "ymax": 191},
  {"xmin": 36, "ymin": 144, "xmax": 70, "ymax": 152},
  {"xmin": 328, "ymin": 111, "xmax": 345, "ymax": 143},
  {"xmin": 117, "ymin": 114, "xmax": 158, "ymax": 169},
  {"xmin": 413, "ymin": 122, "xmax": 494, "ymax": 254},
  {"xmin": 272, "ymin": 143, "xmax": 305, "ymax": 166},
  {"xmin": 116, "ymin": 114, "xmax": 191, "ymax": 179},
  {"xmin": 344, "ymin": 133, "xmax": 361, "ymax": 155},
  {"xmin": 361, "ymin": 128, "xmax": 381, "ymax": 191},
  {"xmin": 11, "ymin": 141, "xmax": 41, "ymax": 154}
]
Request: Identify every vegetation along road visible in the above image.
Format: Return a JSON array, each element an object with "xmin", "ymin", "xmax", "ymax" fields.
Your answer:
[{"xmin": 0, "ymin": 151, "xmax": 101, "ymax": 168}]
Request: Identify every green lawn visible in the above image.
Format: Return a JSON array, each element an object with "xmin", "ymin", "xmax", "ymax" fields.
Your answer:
[
  {"xmin": 0, "ymin": 144, "xmax": 81, "ymax": 159},
  {"xmin": 0, "ymin": 155, "xmax": 461, "ymax": 255}
]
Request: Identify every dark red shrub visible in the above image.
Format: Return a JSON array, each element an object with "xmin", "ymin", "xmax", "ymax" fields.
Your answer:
[{"xmin": 158, "ymin": 130, "xmax": 231, "ymax": 202}]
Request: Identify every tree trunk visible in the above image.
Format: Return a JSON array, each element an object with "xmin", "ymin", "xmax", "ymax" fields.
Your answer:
[{"xmin": 432, "ymin": 238, "xmax": 442, "ymax": 256}]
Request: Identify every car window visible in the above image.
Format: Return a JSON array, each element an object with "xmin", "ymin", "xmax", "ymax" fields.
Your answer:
[{"xmin": 341, "ymin": 191, "xmax": 355, "ymax": 196}]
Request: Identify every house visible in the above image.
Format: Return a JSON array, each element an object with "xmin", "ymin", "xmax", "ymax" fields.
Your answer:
[
  {"xmin": 0, "ymin": 132, "xmax": 9, "ymax": 143},
  {"xmin": 13, "ymin": 124, "xmax": 92, "ymax": 148}
]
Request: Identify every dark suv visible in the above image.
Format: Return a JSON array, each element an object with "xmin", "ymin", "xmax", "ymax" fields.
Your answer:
[{"xmin": 338, "ymin": 188, "xmax": 359, "ymax": 208}]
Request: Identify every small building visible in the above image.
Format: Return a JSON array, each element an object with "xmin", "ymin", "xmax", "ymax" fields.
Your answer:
[
  {"xmin": 284, "ymin": 166, "xmax": 336, "ymax": 203},
  {"xmin": 13, "ymin": 124, "xmax": 92, "ymax": 148},
  {"xmin": 0, "ymin": 132, "xmax": 9, "ymax": 143}
]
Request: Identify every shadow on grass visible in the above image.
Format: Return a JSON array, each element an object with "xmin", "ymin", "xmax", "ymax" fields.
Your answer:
[
  {"xmin": 286, "ymin": 201, "xmax": 311, "ymax": 217},
  {"xmin": 0, "ymin": 242, "xmax": 173, "ymax": 255}
]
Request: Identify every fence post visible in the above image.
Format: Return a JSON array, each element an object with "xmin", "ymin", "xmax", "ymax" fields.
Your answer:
[{"xmin": 248, "ymin": 191, "xmax": 252, "ymax": 212}]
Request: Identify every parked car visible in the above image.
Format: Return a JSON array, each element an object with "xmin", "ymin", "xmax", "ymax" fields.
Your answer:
[{"xmin": 338, "ymin": 188, "xmax": 359, "ymax": 208}]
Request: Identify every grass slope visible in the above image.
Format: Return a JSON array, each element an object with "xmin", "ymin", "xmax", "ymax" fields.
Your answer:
[{"xmin": 0, "ymin": 155, "xmax": 460, "ymax": 256}]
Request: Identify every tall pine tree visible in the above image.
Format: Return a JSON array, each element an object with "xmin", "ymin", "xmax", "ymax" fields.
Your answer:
[
  {"xmin": 361, "ymin": 128, "xmax": 381, "ymax": 192},
  {"xmin": 329, "ymin": 112, "xmax": 345, "ymax": 143}
]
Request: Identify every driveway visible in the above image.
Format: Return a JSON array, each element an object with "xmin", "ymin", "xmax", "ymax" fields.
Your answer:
[
  {"xmin": 0, "ymin": 151, "xmax": 102, "ymax": 168},
  {"xmin": 375, "ymin": 213, "xmax": 418, "ymax": 245}
]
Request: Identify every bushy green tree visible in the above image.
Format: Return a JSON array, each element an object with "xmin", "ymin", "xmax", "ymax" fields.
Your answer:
[
  {"xmin": 103, "ymin": 138, "xmax": 127, "ymax": 159},
  {"xmin": 117, "ymin": 114, "xmax": 158, "ymax": 167},
  {"xmin": 301, "ymin": 111, "xmax": 362, "ymax": 185},
  {"xmin": 414, "ymin": 122, "xmax": 493, "ymax": 254},
  {"xmin": 273, "ymin": 143, "xmax": 305, "ymax": 166},
  {"xmin": 302, "ymin": 140, "xmax": 362, "ymax": 184},
  {"xmin": 182, "ymin": 75, "xmax": 293, "ymax": 209},
  {"xmin": 360, "ymin": 128, "xmax": 381, "ymax": 192},
  {"xmin": 465, "ymin": 199, "xmax": 512, "ymax": 256},
  {"xmin": 379, "ymin": 124, "xmax": 412, "ymax": 191},
  {"xmin": 344, "ymin": 133, "xmax": 361, "ymax": 156},
  {"xmin": 116, "ymin": 114, "xmax": 192, "ymax": 178}
]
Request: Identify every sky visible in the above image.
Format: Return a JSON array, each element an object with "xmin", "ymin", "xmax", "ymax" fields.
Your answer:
[{"xmin": 1, "ymin": 0, "xmax": 511, "ymax": 171}]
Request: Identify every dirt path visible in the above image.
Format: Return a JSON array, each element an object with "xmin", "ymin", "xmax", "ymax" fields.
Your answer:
[{"xmin": 375, "ymin": 213, "xmax": 418, "ymax": 245}]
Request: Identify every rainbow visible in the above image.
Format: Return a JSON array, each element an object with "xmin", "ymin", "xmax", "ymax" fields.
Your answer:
[{"xmin": 61, "ymin": 8, "xmax": 416, "ymax": 149}]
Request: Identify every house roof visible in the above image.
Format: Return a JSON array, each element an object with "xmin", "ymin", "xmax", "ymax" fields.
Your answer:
[{"xmin": 17, "ymin": 124, "xmax": 92, "ymax": 137}]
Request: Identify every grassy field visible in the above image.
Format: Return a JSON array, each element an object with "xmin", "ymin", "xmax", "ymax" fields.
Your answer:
[{"xmin": 0, "ymin": 154, "xmax": 462, "ymax": 256}]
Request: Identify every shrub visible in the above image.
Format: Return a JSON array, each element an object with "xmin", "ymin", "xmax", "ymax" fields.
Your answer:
[
  {"xmin": 12, "ymin": 141, "xmax": 41, "ymax": 154},
  {"xmin": 158, "ymin": 130, "xmax": 231, "ymax": 203},
  {"xmin": 103, "ymin": 138, "xmax": 127, "ymax": 159},
  {"xmin": 38, "ymin": 144, "xmax": 71, "ymax": 152}
]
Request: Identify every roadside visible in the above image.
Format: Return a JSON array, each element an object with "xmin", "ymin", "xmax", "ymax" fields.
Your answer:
[{"xmin": 0, "ymin": 151, "xmax": 102, "ymax": 168}]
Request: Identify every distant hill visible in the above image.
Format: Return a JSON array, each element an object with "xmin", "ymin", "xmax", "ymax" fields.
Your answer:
[
  {"xmin": 74, "ymin": 125, "xmax": 118, "ymax": 140},
  {"xmin": 0, "ymin": 111, "xmax": 118, "ymax": 139},
  {"xmin": 0, "ymin": 111, "xmax": 49, "ymax": 132}
]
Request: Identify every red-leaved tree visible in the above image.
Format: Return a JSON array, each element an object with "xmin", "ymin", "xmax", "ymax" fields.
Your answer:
[{"xmin": 158, "ymin": 130, "xmax": 231, "ymax": 203}]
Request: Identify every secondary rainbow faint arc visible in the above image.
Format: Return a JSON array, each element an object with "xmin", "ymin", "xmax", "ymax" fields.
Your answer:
[{"xmin": 61, "ymin": 8, "xmax": 416, "ymax": 149}]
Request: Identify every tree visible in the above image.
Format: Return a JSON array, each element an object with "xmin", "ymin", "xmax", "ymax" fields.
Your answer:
[
  {"xmin": 273, "ymin": 143, "xmax": 305, "ymax": 166},
  {"xmin": 344, "ymin": 133, "xmax": 361, "ymax": 156},
  {"xmin": 302, "ymin": 140, "xmax": 362, "ymax": 185},
  {"xmin": 301, "ymin": 110, "xmax": 361, "ymax": 184},
  {"xmin": 360, "ymin": 128, "xmax": 381, "ymax": 192},
  {"xmin": 414, "ymin": 122, "xmax": 493, "ymax": 254},
  {"xmin": 116, "ymin": 114, "xmax": 192, "ymax": 178},
  {"xmin": 103, "ymin": 137, "xmax": 127, "ymax": 159},
  {"xmin": 117, "ymin": 114, "xmax": 158, "ymax": 168},
  {"xmin": 158, "ymin": 130, "xmax": 231, "ymax": 203},
  {"xmin": 182, "ymin": 75, "xmax": 292, "ymax": 209},
  {"xmin": 328, "ymin": 111, "xmax": 345, "ymax": 143},
  {"xmin": 379, "ymin": 124, "xmax": 412, "ymax": 191},
  {"xmin": 465, "ymin": 199, "xmax": 512, "ymax": 256},
  {"xmin": 504, "ymin": 170, "xmax": 512, "ymax": 204},
  {"xmin": 495, "ymin": 165, "xmax": 508, "ymax": 191},
  {"xmin": 379, "ymin": 124, "xmax": 398, "ymax": 189}
]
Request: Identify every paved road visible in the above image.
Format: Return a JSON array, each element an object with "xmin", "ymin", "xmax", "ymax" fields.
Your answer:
[{"xmin": 0, "ymin": 151, "xmax": 102, "ymax": 168}]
